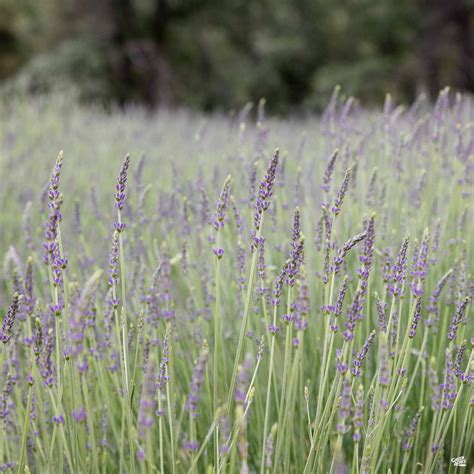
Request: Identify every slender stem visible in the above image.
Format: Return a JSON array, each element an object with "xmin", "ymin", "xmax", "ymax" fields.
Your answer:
[
  {"xmin": 213, "ymin": 229, "xmax": 222, "ymax": 465},
  {"xmin": 17, "ymin": 385, "xmax": 33, "ymax": 474},
  {"xmin": 261, "ymin": 305, "xmax": 278, "ymax": 473},
  {"xmin": 227, "ymin": 225, "xmax": 262, "ymax": 415}
]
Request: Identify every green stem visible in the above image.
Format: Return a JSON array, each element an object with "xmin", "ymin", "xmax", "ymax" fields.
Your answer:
[{"xmin": 17, "ymin": 385, "xmax": 33, "ymax": 474}]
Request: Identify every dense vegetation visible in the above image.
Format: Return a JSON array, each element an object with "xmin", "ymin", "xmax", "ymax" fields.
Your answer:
[
  {"xmin": 0, "ymin": 90, "xmax": 472, "ymax": 473},
  {"xmin": 1, "ymin": 0, "xmax": 473, "ymax": 112}
]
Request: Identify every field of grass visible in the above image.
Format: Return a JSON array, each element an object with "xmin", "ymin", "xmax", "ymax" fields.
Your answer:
[{"xmin": 0, "ymin": 89, "xmax": 472, "ymax": 473}]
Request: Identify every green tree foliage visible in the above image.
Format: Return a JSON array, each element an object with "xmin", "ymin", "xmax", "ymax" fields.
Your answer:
[{"xmin": 0, "ymin": 0, "xmax": 472, "ymax": 111}]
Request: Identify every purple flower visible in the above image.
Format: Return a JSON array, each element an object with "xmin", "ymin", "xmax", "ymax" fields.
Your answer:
[
  {"xmin": 108, "ymin": 231, "xmax": 120, "ymax": 287},
  {"xmin": 408, "ymin": 297, "xmax": 423, "ymax": 338},
  {"xmin": 356, "ymin": 215, "xmax": 375, "ymax": 292},
  {"xmin": 41, "ymin": 328, "xmax": 54, "ymax": 387},
  {"xmin": 322, "ymin": 210, "xmax": 332, "ymax": 284},
  {"xmin": 389, "ymin": 236, "xmax": 410, "ymax": 298},
  {"xmin": 77, "ymin": 358, "xmax": 89, "ymax": 373},
  {"xmin": 379, "ymin": 332, "xmax": 390, "ymax": 387},
  {"xmin": 254, "ymin": 148, "xmax": 279, "ymax": 232},
  {"xmin": 72, "ymin": 407, "xmax": 87, "ymax": 423},
  {"xmin": 332, "ymin": 167, "xmax": 351, "ymax": 216},
  {"xmin": 114, "ymin": 154, "xmax": 131, "ymax": 211},
  {"xmin": 351, "ymin": 330, "xmax": 376, "ymax": 377},
  {"xmin": 337, "ymin": 376, "xmax": 351, "ymax": 433},
  {"xmin": 343, "ymin": 289, "xmax": 363, "ymax": 341},
  {"xmin": 375, "ymin": 293, "xmax": 387, "ymax": 333},
  {"xmin": 213, "ymin": 175, "xmax": 232, "ymax": 231},
  {"xmin": 183, "ymin": 441, "xmax": 200, "ymax": 452},
  {"xmin": 320, "ymin": 149, "xmax": 338, "ymax": 206},
  {"xmin": 282, "ymin": 313, "xmax": 294, "ymax": 325},
  {"xmin": 290, "ymin": 207, "xmax": 301, "ymax": 253},
  {"xmin": 0, "ymin": 293, "xmax": 20, "ymax": 344},
  {"xmin": 333, "ymin": 230, "xmax": 367, "ymax": 274},
  {"xmin": 256, "ymin": 239, "xmax": 266, "ymax": 294},
  {"xmin": 441, "ymin": 348, "xmax": 457, "ymax": 410},
  {"xmin": 286, "ymin": 236, "xmax": 304, "ymax": 287},
  {"xmin": 53, "ymin": 414, "xmax": 65, "ymax": 425},
  {"xmin": 43, "ymin": 152, "xmax": 66, "ymax": 285},
  {"xmin": 425, "ymin": 269, "xmax": 452, "ymax": 330},
  {"xmin": 410, "ymin": 229, "xmax": 430, "ymax": 297},
  {"xmin": 157, "ymin": 326, "xmax": 171, "ymax": 391},
  {"xmin": 114, "ymin": 222, "xmax": 127, "ymax": 232},
  {"xmin": 335, "ymin": 348, "xmax": 348, "ymax": 374},
  {"xmin": 269, "ymin": 324, "xmax": 279, "ymax": 335},
  {"xmin": 448, "ymin": 297, "xmax": 469, "ymax": 342},
  {"xmin": 334, "ymin": 276, "xmax": 349, "ymax": 321},
  {"xmin": 213, "ymin": 247, "xmax": 224, "ymax": 259},
  {"xmin": 353, "ymin": 384, "xmax": 364, "ymax": 442},
  {"xmin": 454, "ymin": 340, "xmax": 466, "ymax": 378},
  {"xmin": 272, "ymin": 262, "xmax": 288, "ymax": 307}
]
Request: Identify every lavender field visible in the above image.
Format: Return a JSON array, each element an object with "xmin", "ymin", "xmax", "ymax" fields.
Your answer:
[{"xmin": 0, "ymin": 89, "xmax": 472, "ymax": 473}]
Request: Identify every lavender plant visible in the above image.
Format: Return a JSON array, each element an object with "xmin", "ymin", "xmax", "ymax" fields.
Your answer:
[{"xmin": 0, "ymin": 89, "xmax": 472, "ymax": 473}]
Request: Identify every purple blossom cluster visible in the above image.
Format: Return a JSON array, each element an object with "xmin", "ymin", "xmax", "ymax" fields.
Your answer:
[
  {"xmin": 0, "ymin": 293, "xmax": 20, "ymax": 344},
  {"xmin": 351, "ymin": 330, "xmax": 376, "ymax": 377},
  {"xmin": 114, "ymin": 154, "xmax": 131, "ymax": 211},
  {"xmin": 337, "ymin": 376, "xmax": 352, "ymax": 433},
  {"xmin": 43, "ymin": 152, "xmax": 67, "ymax": 286},
  {"xmin": 213, "ymin": 175, "xmax": 232, "ymax": 231},
  {"xmin": 0, "ymin": 90, "xmax": 472, "ymax": 473},
  {"xmin": 388, "ymin": 236, "xmax": 410, "ymax": 298},
  {"xmin": 253, "ymin": 149, "xmax": 279, "ymax": 234},
  {"xmin": 410, "ymin": 229, "xmax": 430, "ymax": 297},
  {"xmin": 333, "ymin": 230, "xmax": 367, "ymax": 275}
]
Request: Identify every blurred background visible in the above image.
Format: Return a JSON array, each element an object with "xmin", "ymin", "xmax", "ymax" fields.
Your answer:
[{"xmin": 0, "ymin": 0, "xmax": 473, "ymax": 113}]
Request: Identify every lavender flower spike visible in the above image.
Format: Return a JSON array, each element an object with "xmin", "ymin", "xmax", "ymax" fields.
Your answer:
[
  {"xmin": 157, "ymin": 325, "xmax": 171, "ymax": 391},
  {"xmin": 353, "ymin": 384, "xmax": 364, "ymax": 442},
  {"xmin": 352, "ymin": 330, "xmax": 376, "ymax": 376},
  {"xmin": 410, "ymin": 228, "xmax": 430, "ymax": 297},
  {"xmin": 426, "ymin": 269, "xmax": 453, "ymax": 330},
  {"xmin": 441, "ymin": 348, "xmax": 457, "ymax": 409},
  {"xmin": 408, "ymin": 297, "xmax": 423, "ymax": 338},
  {"xmin": 448, "ymin": 296, "xmax": 469, "ymax": 342},
  {"xmin": 48, "ymin": 150, "xmax": 64, "ymax": 201},
  {"xmin": 379, "ymin": 332, "xmax": 391, "ymax": 387},
  {"xmin": 254, "ymin": 148, "xmax": 279, "ymax": 232},
  {"xmin": 389, "ymin": 236, "xmax": 410, "ymax": 298},
  {"xmin": 332, "ymin": 167, "xmax": 351, "ymax": 216},
  {"xmin": 321, "ymin": 148, "xmax": 338, "ymax": 193},
  {"xmin": 337, "ymin": 374, "xmax": 352, "ymax": 433},
  {"xmin": 333, "ymin": 230, "xmax": 367, "ymax": 274},
  {"xmin": 108, "ymin": 231, "xmax": 120, "ymax": 288},
  {"xmin": 115, "ymin": 154, "xmax": 131, "ymax": 211},
  {"xmin": 0, "ymin": 293, "xmax": 20, "ymax": 344},
  {"xmin": 375, "ymin": 292, "xmax": 387, "ymax": 333},
  {"xmin": 213, "ymin": 175, "xmax": 232, "ymax": 231}
]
